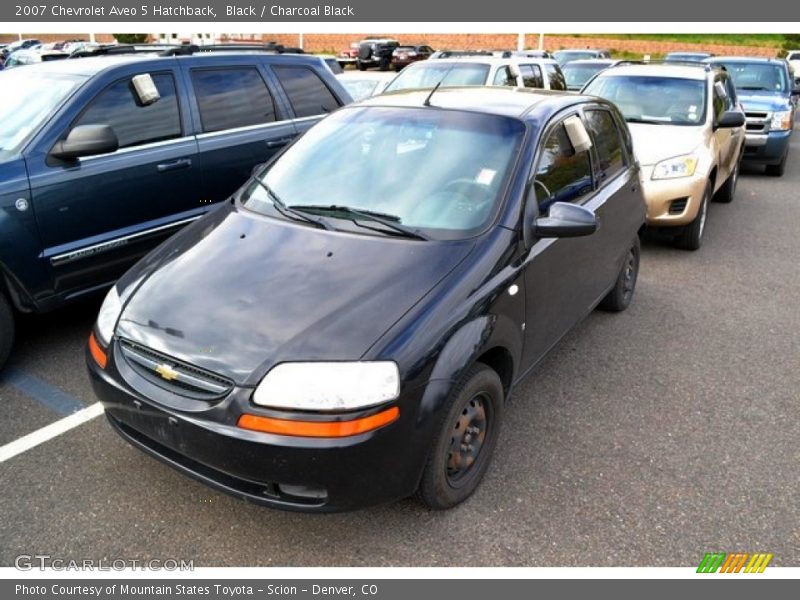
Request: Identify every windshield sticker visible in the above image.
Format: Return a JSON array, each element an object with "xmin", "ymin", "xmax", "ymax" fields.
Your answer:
[{"xmin": 476, "ymin": 168, "xmax": 497, "ymax": 186}]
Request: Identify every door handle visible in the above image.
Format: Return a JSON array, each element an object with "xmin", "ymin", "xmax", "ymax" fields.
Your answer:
[
  {"xmin": 157, "ymin": 158, "xmax": 192, "ymax": 172},
  {"xmin": 266, "ymin": 136, "xmax": 295, "ymax": 149}
]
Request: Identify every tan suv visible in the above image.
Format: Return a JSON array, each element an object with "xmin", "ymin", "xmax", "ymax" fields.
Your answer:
[{"xmin": 583, "ymin": 63, "xmax": 745, "ymax": 250}]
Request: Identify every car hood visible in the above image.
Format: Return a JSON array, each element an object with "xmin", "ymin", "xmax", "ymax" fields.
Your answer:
[
  {"xmin": 736, "ymin": 91, "xmax": 792, "ymax": 113},
  {"xmin": 116, "ymin": 203, "xmax": 475, "ymax": 386},
  {"xmin": 627, "ymin": 123, "xmax": 707, "ymax": 166}
]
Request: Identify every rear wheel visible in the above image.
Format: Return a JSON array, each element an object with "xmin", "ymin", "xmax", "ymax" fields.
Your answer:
[
  {"xmin": 714, "ymin": 156, "xmax": 740, "ymax": 203},
  {"xmin": 0, "ymin": 293, "xmax": 14, "ymax": 371},
  {"xmin": 765, "ymin": 150, "xmax": 788, "ymax": 177},
  {"xmin": 356, "ymin": 60, "xmax": 367, "ymax": 71},
  {"xmin": 417, "ymin": 363, "xmax": 504, "ymax": 510},
  {"xmin": 675, "ymin": 181, "xmax": 711, "ymax": 251},
  {"xmin": 598, "ymin": 237, "xmax": 640, "ymax": 312}
]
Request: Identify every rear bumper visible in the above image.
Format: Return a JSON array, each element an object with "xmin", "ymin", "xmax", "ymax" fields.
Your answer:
[
  {"xmin": 743, "ymin": 130, "xmax": 792, "ymax": 165},
  {"xmin": 87, "ymin": 341, "xmax": 439, "ymax": 512}
]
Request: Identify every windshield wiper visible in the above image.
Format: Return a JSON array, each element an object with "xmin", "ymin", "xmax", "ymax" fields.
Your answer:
[
  {"xmin": 626, "ymin": 117, "xmax": 672, "ymax": 125},
  {"xmin": 289, "ymin": 204, "xmax": 431, "ymax": 241},
  {"xmin": 738, "ymin": 86, "xmax": 771, "ymax": 91},
  {"xmin": 251, "ymin": 179, "xmax": 333, "ymax": 230}
]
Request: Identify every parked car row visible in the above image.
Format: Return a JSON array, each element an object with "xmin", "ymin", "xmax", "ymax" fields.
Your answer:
[{"xmin": 1, "ymin": 41, "xmax": 796, "ymax": 514}]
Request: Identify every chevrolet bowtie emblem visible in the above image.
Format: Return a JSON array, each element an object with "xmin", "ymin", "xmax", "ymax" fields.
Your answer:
[{"xmin": 154, "ymin": 363, "xmax": 179, "ymax": 381}]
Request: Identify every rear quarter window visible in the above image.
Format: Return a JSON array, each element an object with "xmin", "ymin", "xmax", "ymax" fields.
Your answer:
[{"xmin": 273, "ymin": 65, "xmax": 341, "ymax": 118}]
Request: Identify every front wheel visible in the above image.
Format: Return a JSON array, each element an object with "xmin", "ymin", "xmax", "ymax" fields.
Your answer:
[
  {"xmin": 765, "ymin": 150, "xmax": 788, "ymax": 177},
  {"xmin": 675, "ymin": 181, "xmax": 711, "ymax": 251},
  {"xmin": 417, "ymin": 363, "xmax": 504, "ymax": 510},
  {"xmin": 597, "ymin": 237, "xmax": 640, "ymax": 312},
  {"xmin": 0, "ymin": 293, "xmax": 14, "ymax": 371}
]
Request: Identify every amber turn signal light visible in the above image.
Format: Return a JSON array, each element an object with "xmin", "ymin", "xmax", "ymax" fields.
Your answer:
[
  {"xmin": 237, "ymin": 406, "xmax": 399, "ymax": 438},
  {"xmin": 88, "ymin": 332, "xmax": 108, "ymax": 369}
]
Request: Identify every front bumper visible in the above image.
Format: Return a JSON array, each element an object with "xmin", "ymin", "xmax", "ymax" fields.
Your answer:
[
  {"xmin": 87, "ymin": 340, "xmax": 439, "ymax": 512},
  {"xmin": 743, "ymin": 130, "xmax": 792, "ymax": 165},
  {"xmin": 638, "ymin": 165, "xmax": 709, "ymax": 227}
]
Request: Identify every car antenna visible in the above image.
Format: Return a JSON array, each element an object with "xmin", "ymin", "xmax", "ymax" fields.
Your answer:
[{"xmin": 423, "ymin": 81, "xmax": 443, "ymax": 107}]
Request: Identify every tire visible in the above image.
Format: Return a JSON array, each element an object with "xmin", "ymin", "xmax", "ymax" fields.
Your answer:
[
  {"xmin": 714, "ymin": 156, "xmax": 740, "ymax": 204},
  {"xmin": 675, "ymin": 181, "xmax": 711, "ymax": 251},
  {"xmin": 356, "ymin": 60, "xmax": 367, "ymax": 71},
  {"xmin": 0, "ymin": 293, "xmax": 14, "ymax": 371},
  {"xmin": 765, "ymin": 150, "xmax": 788, "ymax": 177},
  {"xmin": 417, "ymin": 363, "xmax": 504, "ymax": 510},
  {"xmin": 597, "ymin": 237, "xmax": 640, "ymax": 312}
]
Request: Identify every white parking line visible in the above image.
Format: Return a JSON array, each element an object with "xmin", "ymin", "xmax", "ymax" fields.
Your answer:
[{"xmin": 0, "ymin": 402, "xmax": 105, "ymax": 463}]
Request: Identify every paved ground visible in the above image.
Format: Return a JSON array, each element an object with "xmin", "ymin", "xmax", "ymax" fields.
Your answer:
[{"xmin": 1, "ymin": 130, "xmax": 798, "ymax": 568}]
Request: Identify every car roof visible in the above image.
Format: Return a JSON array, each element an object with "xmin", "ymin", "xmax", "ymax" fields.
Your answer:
[
  {"xmin": 555, "ymin": 48, "xmax": 608, "ymax": 53},
  {"xmin": 594, "ymin": 63, "xmax": 709, "ymax": 80},
  {"xmin": 562, "ymin": 59, "xmax": 618, "ymax": 66},
  {"xmin": 355, "ymin": 86, "xmax": 601, "ymax": 120},
  {"xmin": 707, "ymin": 56, "xmax": 785, "ymax": 64},
  {"xmin": 14, "ymin": 51, "xmax": 327, "ymax": 78},
  {"xmin": 417, "ymin": 56, "xmax": 559, "ymax": 67}
]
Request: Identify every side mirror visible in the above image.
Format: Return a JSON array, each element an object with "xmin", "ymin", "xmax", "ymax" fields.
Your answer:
[
  {"xmin": 50, "ymin": 124, "xmax": 119, "ymax": 160},
  {"xmin": 716, "ymin": 110, "xmax": 745, "ymax": 129},
  {"xmin": 534, "ymin": 202, "xmax": 597, "ymax": 238}
]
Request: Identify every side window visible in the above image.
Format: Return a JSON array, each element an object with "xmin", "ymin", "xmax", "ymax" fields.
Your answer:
[
  {"xmin": 723, "ymin": 75, "xmax": 737, "ymax": 109},
  {"xmin": 545, "ymin": 64, "xmax": 567, "ymax": 91},
  {"xmin": 492, "ymin": 66, "xmax": 516, "ymax": 87},
  {"xmin": 273, "ymin": 66, "xmax": 341, "ymax": 118},
  {"xmin": 519, "ymin": 64, "xmax": 544, "ymax": 89},
  {"xmin": 584, "ymin": 109, "xmax": 626, "ymax": 182},
  {"xmin": 532, "ymin": 120, "xmax": 594, "ymax": 215},
  {"xmin": 75, "ymin": 73, "xmax": 181, "ymax": 149},
  {"xmin": 712, "ymin": 79, "xmax": 726, "ymax": 121},
  {"xmin": 191, "ymin": 67, "xmax": 277, "ymax": 133}
]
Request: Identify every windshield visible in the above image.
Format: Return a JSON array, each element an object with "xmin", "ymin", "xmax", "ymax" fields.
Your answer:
[
  {"xmin": 553, "ymin": 51, "xmax": 597, "ymax": 65},
  {"xmin": 385, "ymin": 62, "xmax": 490, "ymax": 92},
  {"xmin": 665, "ymin": 53, "xmax": 710, "ymax": 62},
  {"xmin": 721, "ymin": 62, "xmax": 789, "ymax": 93},
  {"xmin": 583, "ymin": 75, "xmax": 707, "ymax": 125},
  {"xmin": 0, "ymin": 69, "xmax": 84, "ymax": 156},
  {"xmin": 339, "ymin": 79, "xmax": 380, "ymax": 101},
  {"xmin": 562, "ymin": 64, "xmax": 608, "ymax": 88},
  {"xmin": 243, "ymin": 106, "xmax": 525, "ymax": 240}
]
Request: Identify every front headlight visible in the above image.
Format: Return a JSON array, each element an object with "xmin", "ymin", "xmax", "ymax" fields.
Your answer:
[
  {"xmin": 95, "ymin": 286, "xmax": 122, "ymax": 346},
  {"xmin": 253, "ymin": 362, "xmax": 400, "ymax": 411},
  {"xmin": 651, "ymin": 154, "xmax": 699, "ymax": 180},
  {"xmin": 770, "ymin": 110, "xmax": 793, "ymax": 131}
]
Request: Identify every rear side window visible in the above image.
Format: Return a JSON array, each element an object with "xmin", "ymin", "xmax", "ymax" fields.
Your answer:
[
  {"xmin": 533, "ymin": 121, "xmax": 594, "ymax": 214},
  {"xmin": 584, "ymin": 109, "xmax": 625, "ymax": 182},
  {"xmin": 273, "ymin": 66, "xmax": 341, "ymax": 118},
  {"xmin": 519, "ymin": 64, "xmax": 544, "ymax": 88},
  {"xmin": 492, "ymin": 66, "xmax": 516, "ymax": 87},
  {"xmin": 191, "ymin": 67, "xmax": 277, "ymax": 133},
  {"xmin": 545, "ymin": 64, "xmax": 567, "ymax": 91},
  {"xmin": 76, "ymin": 73, "xmax": 181, "ymax": 148}
]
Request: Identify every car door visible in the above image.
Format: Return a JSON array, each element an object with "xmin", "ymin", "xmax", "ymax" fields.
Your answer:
[
  {"xmin": 26, "ymin": 65, "xmax": 202, "ymax": 296},
  {"xmin": 519, "ymin": 112, "xmax": 602, "ymax": 369},
  {"xmin": 185, "ymin": 58, "xmax": 299, "ymax": 204},
  {"xmin": 269, "ymin": 64, "xmax": 345, "ymax": 136},
  {"xmin": 714, "ymin": 73, "xmax": 744, "ymax": 180}
]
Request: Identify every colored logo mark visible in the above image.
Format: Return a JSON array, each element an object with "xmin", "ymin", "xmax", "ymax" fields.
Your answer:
[{"xmin": 697, "ymin": 552, "xmax": 773, "ymax": 573}]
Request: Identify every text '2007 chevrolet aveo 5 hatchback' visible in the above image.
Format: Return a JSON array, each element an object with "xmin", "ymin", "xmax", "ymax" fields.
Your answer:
[{"xmin": 87, "ymin": 87, "xmax": 646, "ymax": 512}]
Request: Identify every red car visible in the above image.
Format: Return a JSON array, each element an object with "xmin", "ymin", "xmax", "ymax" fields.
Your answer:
[
  {"xmin": 391, "ymin": 45, "xmax": 434, "ymax": 71},
  {"xmin": 337, "ymin": 42, "xmax": 359, "ymax": 69}
]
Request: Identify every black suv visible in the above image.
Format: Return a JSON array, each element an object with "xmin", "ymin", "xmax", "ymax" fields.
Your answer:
[
  {"xmin": 356, "ymin": 38, "xmax": 400, "ymax": 71},
  {"xmin": 0, "ymin": 50, "xmax": 351, "ymax": 369}
]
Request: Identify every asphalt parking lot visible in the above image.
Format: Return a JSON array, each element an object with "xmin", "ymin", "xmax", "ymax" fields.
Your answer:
[{"xmin": 1, "ymin": 125, "xmax": 799, "ymax": 568}]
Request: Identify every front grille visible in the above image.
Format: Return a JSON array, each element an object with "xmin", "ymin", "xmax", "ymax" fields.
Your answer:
[
  {"xmin": 669, "ymin": 198, "xmax": 689, "ymax": 215},
  {"xmin": 119, "ymin": 339, "xmax": 233, "ymax": 400},
  {"xmin": 745, "ymin": 111, "xmax": 770, "ymax": 134}
]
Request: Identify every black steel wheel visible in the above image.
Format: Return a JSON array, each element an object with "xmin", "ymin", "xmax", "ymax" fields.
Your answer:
[
  {"xmin": 418, "ymin": 362, "xmax": 504, "ymax": 509},
  {"xmin": 598, "ymin": 236, "xmax": 640, "ymax": 312},
  {"xmin": 0, "ymin": 293, "xmax": 14, "ymax": 371}
]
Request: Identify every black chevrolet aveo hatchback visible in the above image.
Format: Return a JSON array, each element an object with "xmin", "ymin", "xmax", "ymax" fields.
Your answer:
[{"xmin": 87, "ymin": 87, "xmax": 646, "ymax": 511}]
